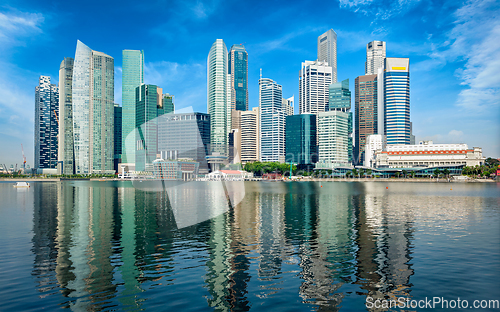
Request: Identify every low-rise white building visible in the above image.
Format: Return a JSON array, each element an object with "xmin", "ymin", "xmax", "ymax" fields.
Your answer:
[
  {"xmin": 364, "ymin": 134, "xmax": 385, "ymax": 167},
  {"xmin": 374, "ymin": 141, "xmax": 485, "ymax": 168}
]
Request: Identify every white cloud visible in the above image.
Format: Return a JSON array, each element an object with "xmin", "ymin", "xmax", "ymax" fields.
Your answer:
[
  {"xmin": 338, "ymin": 0, "xmax": 422, "ymax": 20},
  {"xmin": 0, "ymin": 10, "xmax": 44, "ymax": 47}
]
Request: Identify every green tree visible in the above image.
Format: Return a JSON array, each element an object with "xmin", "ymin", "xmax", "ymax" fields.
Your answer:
[
  {"xmin": 402, "ymin": 169, "xmax": 408, "ymax": 178},
  {"xmin": 359, "ymin": 168, "xmax": 365, "ymax": 178},
  {"xmin": 395, "ymin": 172, "xmax": 400, "ymax": 178},
  {"xmin": 433, "ymin": 168, "xmax": 441, "ymax": 178},
  {"xmin": 346, "ymin": 171, "xmax": 352, "ymax": 178},
  {"xmin": 443, "ymin": 168, "xmax": 450, "ymax": 178},
  {"xmin": 352, "ymin": 168, "xmax": 358, "ymax": 178},
  {"xmin": 367, "ymin": 169, "xmax": 372, "ymax": 177}
]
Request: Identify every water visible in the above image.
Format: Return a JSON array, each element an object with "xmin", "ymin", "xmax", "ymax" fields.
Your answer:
[{"xmin": 0, "ymin": 181, "xmax": 499, "ymax": 311}]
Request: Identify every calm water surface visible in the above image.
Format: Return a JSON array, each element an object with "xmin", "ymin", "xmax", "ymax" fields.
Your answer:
[{"xmin": 0, "ymin": 181, "xmax": 499, "ymax": 311}]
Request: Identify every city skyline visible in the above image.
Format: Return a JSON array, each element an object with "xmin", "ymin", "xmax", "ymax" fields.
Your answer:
[{"xmin": 1, "ymin": 0, "xmax": 499, "ymax": 166}]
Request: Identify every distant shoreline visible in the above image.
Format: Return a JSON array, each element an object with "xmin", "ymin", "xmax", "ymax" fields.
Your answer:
[{"xmin": 0, "ymin": 177, "xmax": 496, "ymax": 183}]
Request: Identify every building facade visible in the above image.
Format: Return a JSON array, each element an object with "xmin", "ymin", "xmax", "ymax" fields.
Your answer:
[
  {"xmin": 282, "ymin": 96, "xmax": 294, "ymax": 116},
  {"xmin": 240, "ymin": 107, "xmax": 260, "ymax": 163},
  {"xmin": 316, "ymin": 111, "xmax": 350, "ymax": 168},
  {"xmin": 285, "ymin": 114, "xmax": 317, "ymax": 167},
  {"xmin": 35, "ymin": 76, "xmax": 59, "ymax": 169},
  {"xmin": 328, "ymin": 79, "xmax": 353, "ymax": 163},
  {"xmin": 114, "ymin": 104, "xmax": 122, "ymax": 173},
  {"xmin": 384, "ymin": 57, "xmax": 410, "ymax": 145},
  {"xmin": 122, "ymin": 49, "xmax": 144, "ymax": 166},
  {"xmin": 299, "ymin": 61, "xmax": 332, "ymax": 114},
  {"xmin": 207, "ymin": 39, "xmax": 229, "ymax": 156},
  {"xmin": 72, "ymin": 40, "xmax": 114, "ymax": 174},
  {"xmin": 363, "ymin": 134, "xmax": 385, "ymax": 167},
  {"xmin": 374, "ymin": 141, "xmax": 485, "ymax": 168},
  {"xmin": 228, "ymin": 44, "xmax": 248, "ymax": 111},
  {"xmin": 355, "ymin": 74, "xmax": 378, "ymax": 164},
  {"xmin": 162, "ymin": 93, "xmax": 175, "ymax": 114},
  {"xmin": 157, "ymin": 112, "xmax": 211, "ymax": 172},
  {"xmin": 365, "ymin": 41, "xmax": 386, "ymax": 75},
  {"xmin": 259, "ymin": 78, "xmax": 285, "ymax": 162},
  {"xmin": 317, "ymin": 29, "xmax": 337, "ymax": 82},
  {"xmin": 58, "ymin": 58, "xmax": 74, "ymax": 174}
]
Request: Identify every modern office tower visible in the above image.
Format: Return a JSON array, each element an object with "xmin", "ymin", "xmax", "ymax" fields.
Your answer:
[
  {"xmin": 328, "ymin": 79, "xmax": 353, "ymax": 163},
  {"xmin": 162, "ymin": 93, "xmax": 175, "ymax": 114},
  {"xmin": 317, "ymin": 29, "xmax": 338, "ymax": 82},
  {"xmin": 282, "ymin": 96, "xmax": 294, "ymax": 116},
  {"xmin": 157, "ymin": 112, "xmax": 211, "ymax": 172},
  {"xmin": 114, "ymin": 104, "xmax": 122, "ymax": 173},
  {"xmin": 317, "ymin": 111, "xmax": 350, "ymax": 168},
  {"xmin": 259, "ymin": 77, "xmax": 285, "ymax": 162},
  {"xmin": 410, "ymin": 122, "xmax": 415, "ymax": 145},
  {"xmin": 226, "ymin": 73, "xmax": 232, "ymax": 141},
  {"xmin": 207, "ymin": 39, "xmax": 229, "ymax": 155},
  {"xmin": 285, "ymin": 114, "xmax": 317, "ymax": 169},
  {"xmin": 58, "ymin": 57, "xmax": 74, "ymax": 174},
  {"xmin": 355, "ymin": 74, "xmax": 378, "ymax": 164},
  {"xmin": 240, "ymin": 107, "xmax": 259, "ymax": 163},
  {"xmin": 72, "ymin": 40, "xmax": 114, "ymax": 174},
  {"xmin": 230, "ymin": 109, "xmax": 242, "ymax": 163},
  {"xmin": 35, "ymin": 76, "xmax": 59, "ymax": 169},
  {"xmin": 299, "ymin": 61, "xmax": 332, "ymax": 114},
  {"xmin": 135, "ymin": 84, "xmax": 166, "ymax": 171},
  {"xmin": 122, "ymin": 49, "xmax": 144, "ymax": 166},
  {"xmin": 384, "ymin": 57, "xmax": 410, "ymax": 145},
  {"xmin": 228, "ymin": 44, "xmax": 248, "ymax": 111},
  {"xmin": 365, "ymin": 41, "xmax": 386, "ymax": 75}
]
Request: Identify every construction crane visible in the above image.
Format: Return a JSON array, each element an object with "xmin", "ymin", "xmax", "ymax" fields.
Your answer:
[
  {"xmin": 21, "ymin": 144, "xmax": 26, "ymax": 173},
  {"xmin": 54, "ymin": 110, "xmax": 59, "ymax": 125}
]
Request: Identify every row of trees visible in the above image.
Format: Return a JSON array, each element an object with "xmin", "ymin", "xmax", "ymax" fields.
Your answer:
[
  {"xmin": 243, "ymin": 162, "xmax": 297, "ymax": 176},
  {"xmin": 462, "ymin": 165, "xmax": 497, "ymax": 177}
]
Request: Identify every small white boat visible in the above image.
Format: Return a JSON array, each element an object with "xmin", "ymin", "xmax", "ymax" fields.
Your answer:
[{"xmin": 14, "ymin": 182, "xmax": 30, "ymax": 188}]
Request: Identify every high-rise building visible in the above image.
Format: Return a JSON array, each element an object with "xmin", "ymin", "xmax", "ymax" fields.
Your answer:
[
  {"xmin": 122, "ymin": 49, "xmax": 144, "ymax": 166},
  {"xmin": 228, "ymin": 44, "xmax": 248, "ymax": 111},
  {"xmin": 230, "ymin": 109, "xmax": 242, "ymax": 164},
  {"xmin": 355, "ymin": 74, "xmax": 378, "ymax": 164},
  {"xmin": 384, "ymin": 58, "xmax": 410, "ymax": 145},
  {"xmin": 365, "ymin": 41, "xmax": 386, "ymax": 75},
  {"xmin": 317, "ymin": 29, "xmax": 337, "ymax": 82},
  {"xmin": 157, "ymin": 112, "xmax": 211, "ymax": 172},
  {"xmin": 58, "ymin": 57, "xmax": 74, "ymax": 174},
  {"xmin": 282, "ymin": 96, "xmax": 294, "ymax": 116},
  {"xmin": 328, "ymin": 79, "xmax": 353, "ymax": 163},
  {"xmin": 259, "ymin": 77, "xmax": 285, "ymax": 162},
  {"xmin": 72, "ymin": 40, "xmax": 114, "ymax": 174},
  {"xmin": 299, "ymin": 61, "xmax": 332, "ymax": 114},
  {"xmin": 240, "ymin": 107, "xmax": 259, "ymax": 163},
  {"xmin": 135, "ymin": 84, "xmax": 166, "ymax": 172},
  {"xmin": 114, "ymin": 103, "xmax": 122, "ymax": 173},
  {"xmin": 316, "ymin": 111, "xmax": 350, "ymax": 168},
  {"xmin": 207, "ymin": 39, "xmax": 229, "ymax": 156},
  {"xmin": 35, "ymin": 76, "xmax": 59, "ymax": 169},
  {"xmin": 162, "ymin": 93, "xmax": 175, "ymax": 114},
  {"xmin": 285, "ymin": 114, "xmax": 317, "ymax": 168}
]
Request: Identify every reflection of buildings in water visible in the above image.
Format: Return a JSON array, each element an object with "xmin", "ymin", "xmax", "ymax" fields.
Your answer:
[
  {"xmin": 295, "ymin": 189, "xmax": 357, "ymax": 309},
  {"xmin": 31, "ymin": 182, "xmax": 59, "ymax": 296},
  {"xmin": 354, "ymin": 182, "xmax": 415, "ymax": 309}
]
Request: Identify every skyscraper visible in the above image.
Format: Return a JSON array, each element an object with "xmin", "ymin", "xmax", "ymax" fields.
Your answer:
[
  {"xmin": 58, "ymin": 57, "xmax": 74, "ymax": 174},
  {"xmin": 207, "ymin": 39, "xmax": 229, "ymax": 156},
  {"xmin": 317, "ymin": 111, "xmax": 350, "ymax": 168},
  {"xmin": 162, "ymin": 93, "xmax": 175, "ymax": 114},
  {"xmin": 259, "ymin": 77, "xmax": 285, "ymax": 162},
  {"xmin": 317, "ymin": 29, "xmax": 337, "ymax": 83},
  {"xmin": 328, "ymin": 79, "xmax": 353, "ymax": 163},
  {"xmin": 72, "ymin": 40, "xmax": 114, "ymax": 174},
  {"xmin": 282, "ymin": 96, "xmax": 294, "ymax": 116},
  {"xmin": 299, "ymin": 61, "xmax": 332, "ymax": 114},
  {"xmin": 114, "ymin": 103, "xmax": 122, "ymax": 173},
  {"xmin": 285, "ymin": 114, "xmax": 317, "ymax": 168},
  {"xmin": 35, "ymin": 76, "xmax": 59, "ymax": 169},
  {"xmin": 240, "ymin": 107, "xmax": 259, "ymax": 163},
  {"xmin": 228, "ymin": 44, "xmax": 248, "ymax": 111},
  {"xmin": 384, "ymin": 58, "xmax": 410, "ymax": 145},
  {"xmin": 355, "ymin": 74, "xmax": 378, "ymax": 164},
  {"xmin": 365, "ymin": 41, "xmax": 386, "ymax": 75},
  {"xmin": 122, "ymin": 49, "xmax": 144, "ymax": 167}
]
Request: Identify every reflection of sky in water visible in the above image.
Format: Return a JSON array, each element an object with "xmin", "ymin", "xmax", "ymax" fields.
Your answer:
[{"xmin": 0, "ymin": 181, "xmax": 498, "ymax": 311}]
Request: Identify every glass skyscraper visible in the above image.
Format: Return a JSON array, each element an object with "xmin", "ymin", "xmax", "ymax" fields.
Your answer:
[
  {"xmin": 207, "ymin": 39, "xmax": 229, "ymax": 155},
  {"xmin": 35, "ymin": 76, "xmax": 59, "ymax": 169},
  {"xmin": 317, "ymin": 29, "xmax": 337, "ymax": 83},
  {"xmin": 328, "ymin": 79, "xmax": 353, "ymax": 163},
  {"xmin": 299, "ymin": 60, "xmax": 332, "ymax": 114},
  {"xmin": 384, "ymin": 58, "xmax": 410, "ymax": 145},
  {"xmin": 259, "ymin": 77, "xmax": 285, "ymax": 162},
  {"xmin": 365, "ymin": 41, "xmax": 386, "ymax": 75},
  {"xmin": 285, "ymin": 114, "xmax": 317, "ymax": 167},
  {"xmin": 114, "ymin": 103, "xmax": 122, "ymax": 173},
  {"xmin": 72, "ymin": 40, "xmax": 114, "ymax": 174},
  {"xmin": 58, "ymin": 57, "xmax": 74, "ymax": 174},
  {"xmin": 122, "ymin": 50, "xmax": 144, "ymax": 166},
  {"xmin": 228, "ymin": 44, "xmax": 248, "ymax": 111},
  {"xmin": 355, "ymin": 74, "xmax": 378, "ymax": 164}
]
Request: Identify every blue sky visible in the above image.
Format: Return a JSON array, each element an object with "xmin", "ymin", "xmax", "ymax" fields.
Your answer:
[{"xmin": 0, "ymin": 0, "xmax": 499, "ymax": 167}]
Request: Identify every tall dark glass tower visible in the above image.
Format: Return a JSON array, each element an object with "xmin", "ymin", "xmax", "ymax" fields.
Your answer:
[
  {"xmin": 285, "ymin": 114, "xmax": 317, "ymax": 169},
  {"xmin": 35, "ymin": 76, "xmax": 59, "ymax": 169},
  {"xmin": 228, "ymin": 44, "xmax": 248, "ymax": 111}
]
